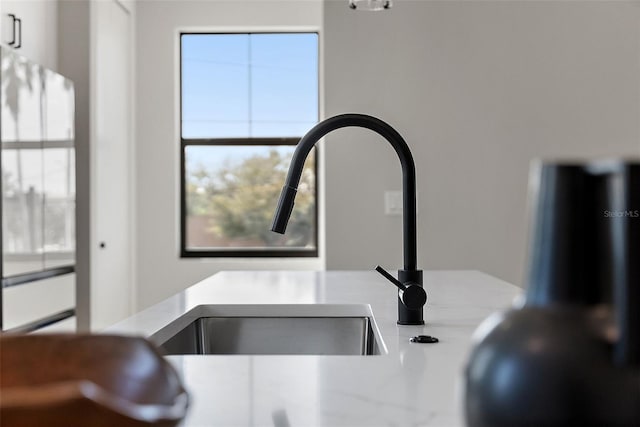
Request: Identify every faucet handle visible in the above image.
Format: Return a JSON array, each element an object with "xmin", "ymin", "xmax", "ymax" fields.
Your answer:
[
  {"xmin": 375, "ymin": 266, "xmax": 427, "ymax": 310},
  {"xmin": 375, "ymin": 265, "xmax": 406, "ymax": 290}
]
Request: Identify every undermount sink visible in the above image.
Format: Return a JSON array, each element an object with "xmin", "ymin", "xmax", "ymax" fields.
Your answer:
[{"xmin": 151, "ymin": 304, "xmax": 385, "ymax": 356}]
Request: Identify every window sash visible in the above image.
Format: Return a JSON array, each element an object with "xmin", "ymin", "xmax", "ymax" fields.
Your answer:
[
  {"xmin": 179, "ymin": 138, "xmax": 319, "ymax": 258},
  {"xmin": 179, "ymin": 32, "xmax": 319, "ymax": 258}
]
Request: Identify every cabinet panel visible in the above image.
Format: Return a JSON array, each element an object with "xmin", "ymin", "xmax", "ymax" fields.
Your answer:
[
  {"xmin": 92, "ymin": 0, "xmax": 133, "ymax": 329},
  {"xmin": 2, "ymin": 272, "xmax": 75, "ymax": 330},
  {"xmin": 1, "ymin": 44, "xmax": 75, "ymax": 332},
  {"xmin": 1, "ymin": 48, "xmax": 76, "ymax": 276}
]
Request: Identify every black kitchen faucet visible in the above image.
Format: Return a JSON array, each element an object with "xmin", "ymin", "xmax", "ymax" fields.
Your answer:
[{"xmin": 271, "ymin": 113, "xmax": 426, "ymax": 325}]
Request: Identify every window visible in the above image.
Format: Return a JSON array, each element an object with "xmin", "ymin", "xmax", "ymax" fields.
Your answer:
[{"xmin": 180, "ymin": 33, "xmax": 319, "ymax": 257}]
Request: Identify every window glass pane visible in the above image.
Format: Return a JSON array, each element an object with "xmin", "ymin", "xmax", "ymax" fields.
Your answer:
[
  {"xmin": 181, "ymin": 34, "xmax": 250, "ymax": 138},
  {"xmin": 181, "ymin": 33, "xmax": 318, "ymax": 139},
  {"xmin": 185, "ymin": 145, "xmax": 316, "ymax": 251},
  {"xmin": 250, "ymin": 33, "xmax": 318, "ymax": 137}
]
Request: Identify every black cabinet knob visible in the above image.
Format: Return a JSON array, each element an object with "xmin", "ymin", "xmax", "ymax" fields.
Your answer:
[
  {"xmin": 15, "ymin": 17, "xmax": 21, "ymax": 49},
  {"xmin": 7, "ymin": 14, "xmax": 16, "ymax": 46}
]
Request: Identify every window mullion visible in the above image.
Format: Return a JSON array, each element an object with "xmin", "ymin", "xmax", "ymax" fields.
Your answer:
[{"xmin": 247, "ymin": 34, "xmax": 252, "ymax": 138}]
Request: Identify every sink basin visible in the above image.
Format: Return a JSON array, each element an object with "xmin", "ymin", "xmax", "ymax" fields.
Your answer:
[{"xmin": 151, "ymin": 304, "xmax": 385, "ymax": 356}]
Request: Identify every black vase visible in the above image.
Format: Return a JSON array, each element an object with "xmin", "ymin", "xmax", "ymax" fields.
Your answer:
[{"xmin": 464, "ymin": 160, "xmax": 640, "ymax": 427}]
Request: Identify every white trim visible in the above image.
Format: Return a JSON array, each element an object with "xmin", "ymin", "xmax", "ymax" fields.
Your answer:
[
  {"xmin": 173, "ymin": 27, "xmax": 181, "ymax": 258},
  {"xmin": 89, "ymin": 0, "xmax": 98, "ymax": 330},
  {"xmin": 317, "ymin": 13, "xmax": 326, "ymax": 269},
  {"xmin": 175, "ymin": 25, "xmax": 321, "ymax": 35},
  {"xmin": 127, "ymin": 0, "xmax": 137, "ymax": 318}
]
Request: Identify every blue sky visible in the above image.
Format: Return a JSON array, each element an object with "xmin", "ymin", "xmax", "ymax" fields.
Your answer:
[
  {"xmin": 181, "ymin": 33, "xmax": 318, "ymax": 140},
  {"xmin": 181, "ymin": 33, "xmax": 318, "ymax": 173}
]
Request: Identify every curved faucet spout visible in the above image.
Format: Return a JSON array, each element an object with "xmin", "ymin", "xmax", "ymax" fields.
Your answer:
[{"xmin": 271, "ymin": 113, "xmax": 418, "ymax": 272}]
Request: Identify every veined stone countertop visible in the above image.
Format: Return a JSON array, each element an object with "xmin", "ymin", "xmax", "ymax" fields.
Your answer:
[{"xmin": 107, "ymin": 270, "xmax": 521, "ymax": 427}]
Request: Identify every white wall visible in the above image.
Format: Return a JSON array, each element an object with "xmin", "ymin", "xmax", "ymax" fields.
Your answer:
[
  {"xmin": 136, "ymin": 0, "xmax": 640, "ymax": 311},
  {"xmin": 323, "ymin": 0, "xmax": 640, "ymax": 286},
  {"xmin": 135, "ymin": 0, "xmax": 323, "ymax": 310}
]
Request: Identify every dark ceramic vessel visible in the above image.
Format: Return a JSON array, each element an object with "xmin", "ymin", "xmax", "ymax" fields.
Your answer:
[{"xmin": 464, "ymin": 160, "xmax": 640, "ymax": 427}]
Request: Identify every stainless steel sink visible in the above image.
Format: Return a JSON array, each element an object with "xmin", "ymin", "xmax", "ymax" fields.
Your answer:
[{"xmin": 151, "ymin": 304, "xmax": 384, "ymax": 356}]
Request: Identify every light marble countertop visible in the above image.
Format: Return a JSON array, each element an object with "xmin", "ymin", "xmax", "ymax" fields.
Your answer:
[{"xmin": 107, "ymin": 270, "xmax": 521, "ymax": 427}]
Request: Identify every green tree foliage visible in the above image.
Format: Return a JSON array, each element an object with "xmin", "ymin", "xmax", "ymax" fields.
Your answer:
[{"xmin": 187, "ymin": 148, "xmax": 315, "ymax": 247}]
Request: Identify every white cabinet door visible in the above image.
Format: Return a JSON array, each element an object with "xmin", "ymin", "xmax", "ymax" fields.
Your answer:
[
  {"xmin": 1, "ymin": 48, "xmax": 45, "ymax": 276},
  {"xmin": 2, "ymin": 272, "xmax": 75, "ymax": 330},
  {"xmin": 0, "ymin": 0, "xmax": 58, "ymax": 71},
  {"xmin": 2, "ymin": 49, "xmax": 76, "ymax": 277},
  {"xmin": 91, "ymin": 0, "xmax": 133, "ymax": 330}
]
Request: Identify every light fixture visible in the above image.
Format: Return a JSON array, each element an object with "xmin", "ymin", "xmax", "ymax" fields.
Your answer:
[{"xmin": 349, "ymin": 0, "xmax": 392, "ymax": 11}]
